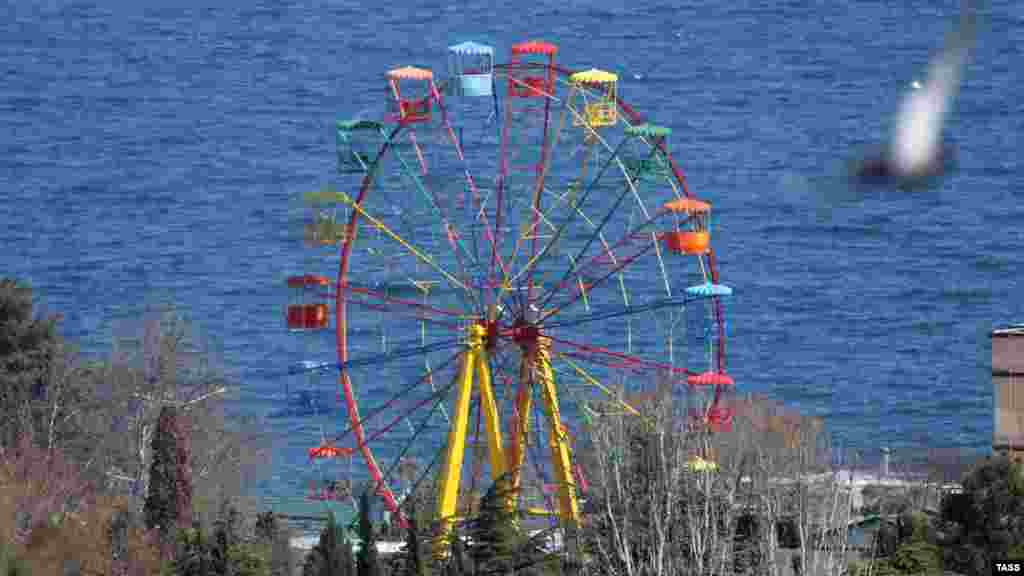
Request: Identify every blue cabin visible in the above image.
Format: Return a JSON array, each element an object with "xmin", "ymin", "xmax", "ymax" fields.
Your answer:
[
  {"xmin": 686, "ymin": 282, "xmax": 733, "ymax": 299},
  {"xmin": 448, "ymin": 41, "xmax": 494, "ymax": 97}
]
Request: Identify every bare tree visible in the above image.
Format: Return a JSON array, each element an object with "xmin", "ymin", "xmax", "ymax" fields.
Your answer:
[
  {"xmin": 579, "ymin": 390, "xmax": 854, "ymax": 576},
  {"xmin": 79, "ymin": 307, "xmax": 273, "ymax": 523}
]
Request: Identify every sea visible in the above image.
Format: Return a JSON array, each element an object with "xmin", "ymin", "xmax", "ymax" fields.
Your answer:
[{"xmin": 2, "ymin": 0, "xmax": 1021, "ymax": 534}]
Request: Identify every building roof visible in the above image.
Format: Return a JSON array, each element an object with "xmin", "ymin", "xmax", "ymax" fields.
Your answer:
[{"xmin": 993, "ymin": 325, "xmax": 1024, "ymax": 337}]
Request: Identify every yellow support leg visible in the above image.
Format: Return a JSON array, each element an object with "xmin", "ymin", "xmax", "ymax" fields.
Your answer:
[
  {"xmin": 475, "ymin": 348, "xmax": 507, "ymax": 483},
  {"xmin": 433, "ymin": 324, "xmax": 483, "ymax": 559},
  {"xmin": 535, "ymin": 337, "xmax": 579, "ymax": 524}
]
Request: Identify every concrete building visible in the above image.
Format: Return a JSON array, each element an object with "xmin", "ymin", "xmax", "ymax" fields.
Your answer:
[{"xmin": 992, "ymin": 325, "xmax": 1024, "ymax": 460}]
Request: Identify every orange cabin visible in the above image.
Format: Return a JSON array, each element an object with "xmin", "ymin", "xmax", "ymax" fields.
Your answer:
[
  {"xmin": 662, "ymin": 197, "xmax": 712, "ymax": 255},
  {"xmin": 286, "ymin": 275, "xmax": 330, "ymax": 330}
]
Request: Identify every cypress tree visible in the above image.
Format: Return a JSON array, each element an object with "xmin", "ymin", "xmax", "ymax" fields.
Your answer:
[
  {"xmin": 211, "ymin": 500, "xmax": 241, "ymax": 576},
  {"xmin": 144, "ymin": 405, "xmax": 187, "ymax": 535},
  {"xmin": 0, "ymin": 278, "xmax": 59, "ymax": 446},
  {"xmin": 467, "ymin": 475, "xmax": 521, "ymax": 575},
  {"xmin": 303, "ymin": 511, "xmax": 352, "ymax": 576},
  {"xmin": 357, "ymin": 489, "xmax": 380, "ymax": 576},
  {"xmin": 401, "ymin": 505, "xmax": 423, "ymax": 576}
]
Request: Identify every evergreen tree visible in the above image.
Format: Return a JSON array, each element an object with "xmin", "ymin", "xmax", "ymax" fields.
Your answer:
[
  {"xmin": 270, "ymin": 525, "xmax": 295, "ymax": 576},
  {"xmin": 466, "ymin": 475, "xmax": 525, "ymax": 575},
  {"xmin": 399, "ymin": 506, "xmax": 423, "ymax": 576},
  {"xmin": 174, "ymin": 521, "xmax": 213, "ymax": 576},
  {"xmin": 211, "ymin": 500, "xmax": 242, "ymax": 576},
  {"xmin": 0, "ymin": 278, "xmax": 60, "ymax": 447},
  {"xmin": 733, "ymin": 512, "xmax": 762, "ymax": 575},
  {"xmin": 941, "ymin": 455, "xmax": 1024, "ymax": 574},
  {"xmin": 107, "ymin": 508, "xmax": 130, "ymax": 576},
  {"xmin": 144, "ymin": 405, "xmax": 191, "ymax": 537},
  {"xmin": 357, "ymin": 489, "xmax": 380, "ymax": 576},
  {"xmin": 255, "ymin": 511, "xmax": 279, "ymax": 544},
  {"xmin": 303, "ymin": 511, "xmax": 353, "ymax": 576},
  {"xmin": 342, "ymin": 533, "xmax": 356, "ymax": 576},
  {"xmin": 447, "ymin": 531, "xmax": 467, "ymax": 576}
]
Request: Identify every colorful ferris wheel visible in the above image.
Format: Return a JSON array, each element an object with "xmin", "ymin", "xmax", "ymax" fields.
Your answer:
[{"xmin": 284, "ymin": 39, "xmax": 735, "ymax": 553}]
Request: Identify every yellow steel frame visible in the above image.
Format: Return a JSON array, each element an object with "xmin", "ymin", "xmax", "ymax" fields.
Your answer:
[
  {"xmin": 433, "ymin": 326, "xmax": 579, "ymax": 558},
  {"xmin": 434, "ymin": 324, "xmax": 505, "ymax": 557}
]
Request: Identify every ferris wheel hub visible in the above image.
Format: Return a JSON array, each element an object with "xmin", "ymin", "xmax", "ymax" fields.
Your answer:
[{"xmin": 510, "ymin": 319, "xmax": 541, "ymax": 347}]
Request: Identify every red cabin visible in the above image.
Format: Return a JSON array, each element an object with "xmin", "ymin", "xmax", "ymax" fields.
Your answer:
[
  {"xmin": 508, "ymin": 41, "xmax": 557, "ymax": 98},
  {"xmin": 687, "ymin": 371, "xmax": 736, "ymax": 432},
  {"xmin": 286, "ymin": 275, "xmax": 330, "ymax": 330}
]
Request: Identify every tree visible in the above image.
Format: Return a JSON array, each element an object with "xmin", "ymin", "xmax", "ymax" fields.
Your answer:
[
  {"xmin": 255, "ymin": 511, "xmax": 294, "ymax": 576},
  {"xmin": 211, "ymin": 499, "xmax": 242, "ymax": 575},
  {"xmin": 174, "ymin": 521, "xmax": 213, "ymax": 576},
  {"xmin": 87, "ymin": 308, "xmax": 272, "ymax": 520},
  {"xmin": 255, "ymin": 511, "xmax": 279, "ymax": 544},
  {"xmin": 941, "ymin": 455, "xmax": 1024, "ymax": 574},
  {"xmin": 357, "ymin": 489, "xmax": 380, "ymax": 576},
  {"xmin": 578, "ymin": 390, "xmax": 854, "ymax": 576},
  {"xmin": 269, "ymin": 523, "xmax": 295, "ymax": 576},
  {"xmin": 0, "ymin": 278, "xmax": 60, "ymax": 449},
  {"xmin": 465, "ymin": 475, "xmax": 524, "ymax": 575},
  {"xmin": 303, "ymin": 511, "xmax": 354, "ymax": 576},
  {"xmin": 733, "ymin": 511, "xmax": 763, "ymax": 575},
  {"xmin": 144, "ymin": 404, "xmax": 192, "ymax": 549},
  {"xmin": 394, "ymin": 504, "xmax": 423, "ymax": 576}
]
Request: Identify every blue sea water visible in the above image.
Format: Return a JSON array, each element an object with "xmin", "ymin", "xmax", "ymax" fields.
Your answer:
[{"xmin": 2, "ymin": 0, "xmax": 1022, "ymax": 521}]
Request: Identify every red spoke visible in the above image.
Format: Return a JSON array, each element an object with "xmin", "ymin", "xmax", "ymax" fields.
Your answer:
[
  {"xmin": 540, "ymin": 239, "xmax": 659, "ymax": 323},
  {"xmin": 334, "ymin": 283, "xmax": 466, "ymax": 318},
  {"xmin": 532, "ymin": 205, "xmax": 671, "ymax": 313},
  {"xmin": 545, "ymin": 334, "xmax": 694, "ymax": 378}
]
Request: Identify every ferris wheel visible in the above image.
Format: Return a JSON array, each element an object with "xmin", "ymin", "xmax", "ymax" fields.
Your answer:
[{"xmin": 284, "ymin": 39, "xmax": 735, "ymax": 552}]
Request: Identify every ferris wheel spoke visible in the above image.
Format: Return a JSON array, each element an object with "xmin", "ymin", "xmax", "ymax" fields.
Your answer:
[
  {"xmin": 502, "ymin": 191, "xmax": 567, "ymax": 300},
  {"xmin": 329, "ymin": 350, "xmax": 463, "ymax": 444},
  {"xmin": 384, "ymin": 144, "xmax": 490, "ymax": 315},
  {"xmin": 362, "ymin": 366, "xmax": 461, "ymax": 446},
  {"xmin": 534, "ymin": 150, "xmax": 660, "ymax": 315},
  {"xmin": 555, "ymin": 355, "xmax": 643, "ymax": 421},
  {"xmin": 339, "ymin": 282, "xmax": 469, "ymax": 323},
  {"xmin": 506, "ymin": 138, "xmax": 630, "ymax": 294},
  {"xmin": 538, "ymin": 233, "xmax": 659, "ymax": 324},
  {"xmin": 338, "ymin": 338, "xmax": 464, "ymax": 371},
  {"xmin": 433, "ymin": 86, "xmax": 516, "ymax": 294},
  {"xmin": 532, "ymin": 194, "xmax": 678, "ymax": 317},
  {"xmin": 545, "ymin": 334, "xmax": 693, "ymax": 379},
  {"xmin": 542, "ymin": 295, "xmax": 691, "ymax": 331},
  {"xmin": 333, "ymin": 189, "xmax": 479, "ymax": 302}
]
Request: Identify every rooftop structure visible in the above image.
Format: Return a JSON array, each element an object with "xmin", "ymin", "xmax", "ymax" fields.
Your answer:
[{"xmin": 993, "ymin": 326, "xmax": 1024, "ymax": 458}]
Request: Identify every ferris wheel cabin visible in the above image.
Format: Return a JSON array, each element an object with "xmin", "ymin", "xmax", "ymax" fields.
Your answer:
[
  {"xmin": 336, "ymin": 119, "xmax": 384, "ymax": 174},
  {"xmin": 687, "ymin": 371, "xmax": 736, "ymax": 432},
  {"xmin": 568, "ymin": 68, "xmax": 619, "ymax": 128},
  {"xmin": 623, "ymin": 123, "xmax": 672, "ymax": 181},
  {"xmin": 448, "ymin": 41, "xmax": 494, "ymax": 97},
  {"xmin": 508, "ymin": 40, "xmax": 557, "ymax": 98},
  {"xmin": 286, "ymin": 274, "xmax": 330, "ymax": 331},
  {"xmin": 662, "ymin": 197, "xmax": 712, "ymax": 255},
  {"xmin": 302, "ymin": 189, "xmax": 349, "ymax": 247},
  {"xmin": 386, "ymin": 66, "xmax": 435, "ymax": 124}
]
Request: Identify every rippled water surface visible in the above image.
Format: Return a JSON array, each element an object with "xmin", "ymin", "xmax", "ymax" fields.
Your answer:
[{"xmin": 3, "ymin": 0, "xmax": 1021, "ymax": 518}]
